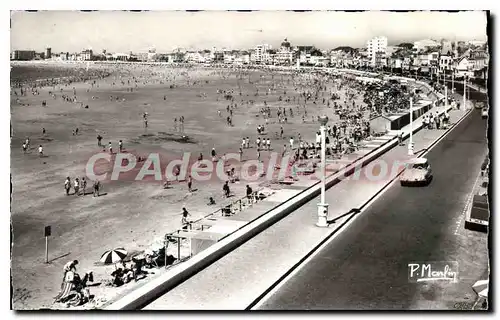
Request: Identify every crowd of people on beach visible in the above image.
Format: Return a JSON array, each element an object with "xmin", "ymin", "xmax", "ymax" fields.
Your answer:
[{"xmin": 13, "ymin": 61, "xmax": 451, "ymax": 309}]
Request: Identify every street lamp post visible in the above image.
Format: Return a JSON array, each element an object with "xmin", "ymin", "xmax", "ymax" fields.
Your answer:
[
  {"xmin": 316, "ymin": 115, "xmax": 329, "ymax": 228},
  {"xmin": 452, "ymin": 71, "xmax": 455, "ymax": 94},
  {"xmin": 463, "ymin": 76, "xmax": 467, "ymax": 110},
  {"xmin": 408, "ymin": 94, "xmax": 414, "ymax": 156},
  {"xmin": 445, "ymin": 85, "xmax": 448, "ymax": 112}
]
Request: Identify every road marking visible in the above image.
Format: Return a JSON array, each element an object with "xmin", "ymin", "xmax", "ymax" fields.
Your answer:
[
  {"xmin": 455, "ymin": 171, "xmax": 483, "ymax": 235},
  {"xmin": 250, "ymin": 108, "xmax": 474, "ymax": 310}
]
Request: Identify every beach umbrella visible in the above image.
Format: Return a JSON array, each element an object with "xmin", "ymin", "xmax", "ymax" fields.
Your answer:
[
  {"xmin": 100, "ymin": 248, "xmax": 128, "ymax": 265},
  {"xmin": 473, "ymin": 279, "xmax": 489, "ymax": 298}
]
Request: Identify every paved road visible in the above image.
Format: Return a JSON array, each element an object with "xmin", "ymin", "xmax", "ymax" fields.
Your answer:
[{"xmin": 256, "ymin": 108, "xmax": 488, "ymax": 310}]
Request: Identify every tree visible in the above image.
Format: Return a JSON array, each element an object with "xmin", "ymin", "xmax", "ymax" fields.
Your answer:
[
  {"xmin": 333, "ymin": 46, "xmax": 357, "ymax": 54},
  {"xmin": 397, "ymin": 43, "xmax": 414, "ymax": 49}
]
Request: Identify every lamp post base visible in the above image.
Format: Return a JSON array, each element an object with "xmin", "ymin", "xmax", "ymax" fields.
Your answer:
[{"xmin": 316, "ymin": 203, "xmax": 329, "ymax": 227}]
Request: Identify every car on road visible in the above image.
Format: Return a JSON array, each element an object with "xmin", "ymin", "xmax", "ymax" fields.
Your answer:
[
  {"xmin": 481, "ymin": 107, "xmax": 489, "ymax": 118},
  {"xmin": 400, "ymin": 157, "xmax": 433, "ymax": 186}
]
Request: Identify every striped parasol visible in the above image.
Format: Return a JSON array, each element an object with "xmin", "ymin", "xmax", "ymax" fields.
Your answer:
[
  {"xmin": 100, "ymin": 248, "xmax": 128, "ymax": 265},
  {"xmin": 473, "ymin": 279, "xmax": 489, "ymax": 298}
]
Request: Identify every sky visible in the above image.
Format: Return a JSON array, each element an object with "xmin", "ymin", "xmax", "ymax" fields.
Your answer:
[{"xmin": 10, "ymin": 11, "xmax": 488, "ymax": 53}]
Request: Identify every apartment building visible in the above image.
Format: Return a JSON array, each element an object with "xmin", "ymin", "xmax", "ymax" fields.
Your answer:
[{"xmin": 366, "ymin": 36, "xmax": 388, "ymax": 67}]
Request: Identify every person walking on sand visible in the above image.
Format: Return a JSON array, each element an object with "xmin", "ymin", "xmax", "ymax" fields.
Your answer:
[
  {"xmin": 64, "ymin": 177, "xmax": 71, "ymax": 196},
  {"xmin": 239, "ymin": 147, "xmax": 243, "ymax": 161},
  {"xmin": 22, "ymin": 142, "xmax": 27, "ymax": 154},
  {"xmin": 119, "ymin": 140, "xmax": 123, "ymax": 153},
  {"xmin": 187, "ymin": 175, "xmax": 193, "ymax": 192},
  {"xmin": 93, "ymin": 180, "xmax": 100, "ymax": 197},
  {"xmin": 97, "ymin": 134, "xmax": 102, "ymax": 147},
  {"xmin": 81, "ymin": 177, "xmax": 87, "ymax": 196},
  {"xmin": 108, "ymin": 142, "xmax": 113, "ymax": 154},
  {"xmin": 289, "ymin": 137, "xmax": 294, "ymax": 150},
  {"xmin": 74, "ymin": 178, "xmax": 80, "ymax": 196},
  {"xmin": 211, "ymin": 147, "xmax": 217, "ymax": 162},
  {"xmin": 223, "ymin": 181, "xmax": 231, "ymax": 198},
  {"xmin": 38, "ymin": 145, "xmax": 44, "ymax": 157}
]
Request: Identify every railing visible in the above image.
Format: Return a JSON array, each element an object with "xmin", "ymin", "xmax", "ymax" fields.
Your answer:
[{"xmin": 162, "ymin": 190, "xmax": 268, "ymax": 267}]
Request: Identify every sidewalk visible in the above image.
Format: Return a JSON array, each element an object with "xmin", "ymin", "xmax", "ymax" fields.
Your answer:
[{"xmin": 144, "ymin": 105, "xmax": 469, "ymax": 309}]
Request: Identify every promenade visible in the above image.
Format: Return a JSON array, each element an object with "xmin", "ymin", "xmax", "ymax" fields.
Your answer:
[{"xmin": 143, "ymin": 103, "xmax": 468, "ymax": 309}]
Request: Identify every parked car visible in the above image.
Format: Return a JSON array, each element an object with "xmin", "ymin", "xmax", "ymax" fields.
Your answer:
[
  {"xmin": 482, "ymin": 107, "xmax": 489, "ymax": 118},
  {"xmin": 400, "ymin": 157, "xmax": 433, "ymax": 186},
  {"xmin": 465, "ymin": 193, "xmax": 489, "ymax": 233},
  {"xmin": 481, "ymin": 156, "xmax": 490, "ymax": 177}
]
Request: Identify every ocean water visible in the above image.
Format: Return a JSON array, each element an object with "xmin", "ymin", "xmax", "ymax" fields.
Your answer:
[{"xmin": 10, "ymin": 64, "xmax": 109, "ymax": 84}]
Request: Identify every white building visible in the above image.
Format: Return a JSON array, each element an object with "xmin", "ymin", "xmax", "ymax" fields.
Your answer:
[
  {"xmin": 81, "ymin": 49, "xmax": 93, "ymax": 61},
  {"xmin": 367, "ymin": 36, "xmax": 388, "ymax": 67},
  {"xmin": 455, "ymin": 56, "xmax": 473, "ymax": 77},
  {"xmin": 275, "ymin": 38, "xmax": 295, "ymax": 66},
  {"xmin": 254, "ymin": 44, "xmax": 272, "ymax": 64},
  {"xmin": 439, "ymin": 55, "xmax": 453, "ymax": 72}
]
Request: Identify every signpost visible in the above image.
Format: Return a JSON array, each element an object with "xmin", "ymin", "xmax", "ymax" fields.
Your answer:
[{"xmin": 44, "ymin": 226, "xmax": 51, "ymax": 263}]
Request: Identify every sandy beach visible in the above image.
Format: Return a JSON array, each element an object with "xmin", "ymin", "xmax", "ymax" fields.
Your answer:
[{"xmin": 11, "ymin": 61, "xmax": 378, "ymax": 309}]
